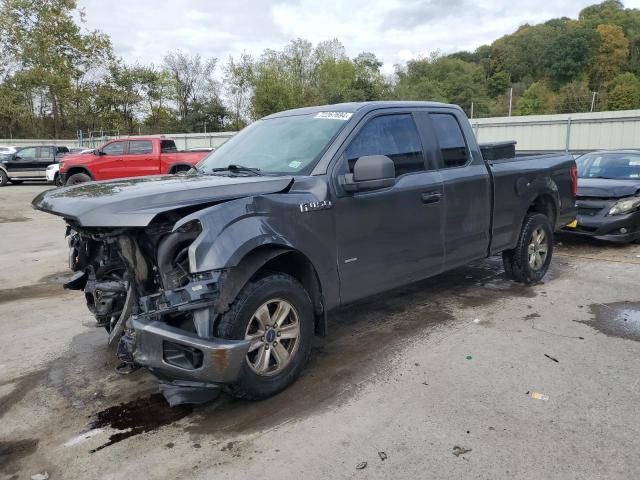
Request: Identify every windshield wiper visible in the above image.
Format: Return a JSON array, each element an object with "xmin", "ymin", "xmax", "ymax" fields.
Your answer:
[{"xmin": 211, "ymin": 164, "xmax": 262, "ymax": 176}]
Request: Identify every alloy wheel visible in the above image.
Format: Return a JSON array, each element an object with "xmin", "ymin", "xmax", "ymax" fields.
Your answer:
[{"xmin": 244, "ymin": 299, "xmax": 300, "ymax": 376}]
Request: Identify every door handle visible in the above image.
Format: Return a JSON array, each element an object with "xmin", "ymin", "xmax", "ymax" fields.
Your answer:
[{"xmin": 421, "ymin": 191, "xmax": 442, "ymax": 204}]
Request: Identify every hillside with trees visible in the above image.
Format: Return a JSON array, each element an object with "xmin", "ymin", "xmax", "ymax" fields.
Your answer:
[{"xmin": 1, "ymin": 0, "xmax": 639, "ymax": 139}]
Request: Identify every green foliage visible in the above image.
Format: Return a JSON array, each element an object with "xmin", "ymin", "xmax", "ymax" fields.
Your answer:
[
  {"xmin": 543, "ymin": 26, "xmax": 599, "ymax": 86},
  {"xmin": 606, "ymin": 72, "xmax": 640, "ymax": 109},
  {"xmin": 487, "ymin": 72, "xmax": 511, "ymax": 98},
  {"xmin": 248, "ymin": 39, "xmax": 387, "ymax": 118},
  {"xmin": 556, "ymin": 78, "xmax": 593, "ymax": 113},
  {"xmin": 394, "ymin": 55, "xmax": 487, "ymax": 114},
  {"xmin": 517, "ymin": 82, "xmax": 557, "ymax": 115}
]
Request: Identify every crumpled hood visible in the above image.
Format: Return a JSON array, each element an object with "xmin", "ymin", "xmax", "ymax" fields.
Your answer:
[
  {"xmin": 32, "ymin": 174, "xmax": 293, "ymax": 227},
  {"xmin": 577, "ymin": 178, "xmax": 640, "ymax": 199}
]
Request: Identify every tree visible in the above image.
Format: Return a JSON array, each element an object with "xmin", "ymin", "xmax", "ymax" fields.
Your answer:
[
  {"xmin": 163, "ymin": 50, "xmax": 217, "ymax": 120},
  {"xmin": 224, "ymin": 53, "xmax": 254, "ymax": 129},
  {"xmin": 487, "ymin": 71, "xmax": 511, "ymax": 98},
  {"xmin": 0, "ymin": 0, "xmax": 111, "ymax": 137},
  {"xmin": 517, "ymin": 82, "xmax": 557, "ymax": 114},
  {"xmin": 590, "ymin": 24, "xmax": 629, "ymax": 89},
  {"xmin": 606, "ymin": 72, "xmax": 640, "ymax": 109},
  {"xmin": 94, "ymin": 62, "xmax": 150, "ymax": 134},
  {"xmin": 544, "ymin": 27, "xmax": 599, "ymax": 86},
  {"xmin": 556, "ymin": 78, "xmax": 593, "ymax": 113}
]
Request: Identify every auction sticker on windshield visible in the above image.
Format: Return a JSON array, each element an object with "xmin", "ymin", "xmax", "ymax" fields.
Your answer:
[{"xmin": 315, "ymin": 112, "xmax": 353, "ymax": 120}]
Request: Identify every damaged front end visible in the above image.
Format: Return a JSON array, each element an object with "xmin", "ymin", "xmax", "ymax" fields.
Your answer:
[{"xmin": 65, "ymin": 215, "xmax": 250, "ymax": 405}]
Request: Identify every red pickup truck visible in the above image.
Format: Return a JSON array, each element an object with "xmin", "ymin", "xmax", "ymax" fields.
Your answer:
[{"xmin": 59, "ymin": 137, "xmax": 210, "ymax": 185}]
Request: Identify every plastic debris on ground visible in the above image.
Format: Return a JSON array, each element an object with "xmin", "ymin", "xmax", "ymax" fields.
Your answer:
[
  {"xmin": 356, "ymin": 461, "xmax": 367, "ymax": 470},
  {"xmin": 530, "ymin": 391, "xmax": 549, "ymax": 401}
]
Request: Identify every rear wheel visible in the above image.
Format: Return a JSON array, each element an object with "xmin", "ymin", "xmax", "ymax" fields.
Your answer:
[
  {"xmin": 172, "ymin": 166, "xmax": 192, "ymax": 175},
  {"xmin": 0, "ymin": 170, "xmax": 8, "ymax": 186},
  {"xmin": 65, "ymin": 172, "xmax": 91, "ymax": 186},
  {"xmin": 503, "ymin": 213, "xmax": 553, "ymax": 284},
  {"xmin": 214, "ymin": 273, "xmax": 314, "ymax": 400},
  {"xmin": 54, "ymin": 173, "xmax": 63, "ymax": 187}
]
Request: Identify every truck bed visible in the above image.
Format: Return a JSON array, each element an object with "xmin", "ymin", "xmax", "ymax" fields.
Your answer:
[{"xmin": 488, "ymin": 152, "xmax": 576, "ymax": 254}]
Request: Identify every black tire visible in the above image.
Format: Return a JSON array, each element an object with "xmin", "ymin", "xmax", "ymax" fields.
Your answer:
[
  {"xmin": 54, "ymin": 173, "xmax": 63, "ymax": 187},
  {"xmin": 215, "ymin": 273, "xmax": 314, "ymax": 400},
  {"xmin": 65, "ymin": 172, "xmax": 91, "ymax": 186},
  {"xmin": 0, "ymin": 170, "xmax": 8, "ymax": 187},
  {"xmin": 502, "ymin": 213, "xmax": 553, "ymax": 284},
  {"xmin": 9, "ymin": 179, "xmax": 23, "ymax": 184},
  {"xmin": 172, "ymin": 166, "xmax": 191, "ymax": 175}
]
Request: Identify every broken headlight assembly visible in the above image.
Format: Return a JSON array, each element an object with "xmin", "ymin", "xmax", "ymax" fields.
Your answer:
[{"xmin": 608, "ymin": 195, "xmax": 640, "ymax": 216}]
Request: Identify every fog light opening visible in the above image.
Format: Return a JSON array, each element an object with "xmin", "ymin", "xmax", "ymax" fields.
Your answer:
[
  {"xmin": 163, "ymin": 341, "xmax": 204, "ymax": 370},
  {"xmin": 620, "ymin": 227, "xmax": 628, "ymax": 234}
]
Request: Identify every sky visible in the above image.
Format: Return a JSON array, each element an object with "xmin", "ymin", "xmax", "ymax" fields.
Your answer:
[{"xmin": 78, "ymin": 0, "xmax": 640, "ymax": 76}]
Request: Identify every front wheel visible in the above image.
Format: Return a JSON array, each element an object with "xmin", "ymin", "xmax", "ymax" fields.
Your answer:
[
  {"xmin": 502, "ymin": 213, "xmax": 553, "ymax": 284},
  {"xmin": 0, "ymin": 170, "xmax": 8, "ymax": 186},
  {"xmin": 65, "ymin": 172, "xmax": 91, "ymax": 186},
  {"xmin": 214, "ymin": 273, "xmax": 314, "ymax": 400}
]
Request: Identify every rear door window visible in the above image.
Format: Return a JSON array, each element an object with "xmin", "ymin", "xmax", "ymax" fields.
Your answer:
[
  {"xmin": 102, "ymin": 142, "xmax": 126, "ymax": 155},
  {"xmin": 38, "ymin": 147, "xmax": 54, "ymax": 158},
  {"xmin": 128, "ymin": 140, "xmax": 153, "ymax": 155},
  {"xmin": 161, "ymin": 140, "xmax": 177, "ymax": 153},
  {"xmin": 431, "ymin": 114, "xmax": 470, "ymax": 168},
  {"xmin": 344, "ymin": 114, "xmax": 424, "ymax": 177}
]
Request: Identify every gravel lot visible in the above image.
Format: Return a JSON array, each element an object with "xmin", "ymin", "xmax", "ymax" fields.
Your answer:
[{"xmin": 1, "ymin": 184, "xmax": 639, "ymax": 479}]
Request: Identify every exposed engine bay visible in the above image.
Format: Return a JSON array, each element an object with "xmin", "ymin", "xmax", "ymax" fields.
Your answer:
[{"xmin": 63, "ymin": 213, "xmax": 249, "ymax": 405}]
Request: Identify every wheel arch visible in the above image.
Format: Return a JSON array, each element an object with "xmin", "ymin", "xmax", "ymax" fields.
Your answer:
[
  {"xmin": 65, "ymin": 166, "xmax": 94, "ymax": 180},
  {"xmin": 168, "ymin": 163, "xmax": 193, "ymax": 174},
  {"xmin": 526, "ymin": 193, "xmax": 558, "ymax": 229},
  {"xmin": 216, "ymin": 245, "xmax": 327, "ymax": 337}
]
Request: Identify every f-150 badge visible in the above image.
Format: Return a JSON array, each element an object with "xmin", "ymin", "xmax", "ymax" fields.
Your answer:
[{"xmin": 299, "ymin": 200, "xmax": 332, "ymax": 212}]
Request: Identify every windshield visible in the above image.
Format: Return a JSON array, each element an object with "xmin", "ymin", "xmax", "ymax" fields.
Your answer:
[
  {"xmin": 197, "ymin": 112, "xmax": 351, "ymax": 174},
  {"xmin": 577, "ymin": 152, "xmax": 640, "ymax": 180}
]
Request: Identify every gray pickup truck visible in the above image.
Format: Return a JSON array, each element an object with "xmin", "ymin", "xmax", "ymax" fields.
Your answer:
[{"xmin": 33, "ymin": 101, "xmax": 577, "ymax": 405}]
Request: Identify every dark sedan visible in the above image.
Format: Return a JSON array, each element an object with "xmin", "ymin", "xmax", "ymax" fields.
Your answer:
[{"xmin": 562, "ymin": 150, "xmax": 640, "ymax": 243}]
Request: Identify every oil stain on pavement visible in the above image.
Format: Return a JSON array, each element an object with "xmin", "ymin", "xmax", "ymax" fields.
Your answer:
[
  {"xmin": 87, "ymin": 394, "xmax": 192, "ymax": 452},
  {"xmin": 580, "ymin": 302, "xmax": 640, "ymax": 342}
]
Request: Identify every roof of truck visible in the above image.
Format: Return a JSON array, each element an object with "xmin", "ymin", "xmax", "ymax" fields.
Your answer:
[{"xmin": 263, "ymin": 101, "xmax": 460, "ymax": 119}]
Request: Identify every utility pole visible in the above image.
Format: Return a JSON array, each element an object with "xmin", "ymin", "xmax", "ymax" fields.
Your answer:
[
  {"xmin": 590, "ymin": 92, "xmax": 597, "ymax": 112},
  {"xmin": 508, "ymin": 88, "xmax": 513, "ymax": 117},
  {"xmin": 470, "ymin": 102, "xmax": 474, "ymax": 119},
  {"xmin": 204, "ymin": 121, "xmax": 207, "ymax": 133}
]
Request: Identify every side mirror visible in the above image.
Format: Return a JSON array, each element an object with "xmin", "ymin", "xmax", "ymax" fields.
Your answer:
[
  {"xmin": 340, "ymin": 155, "xmax": 395, "ymax": 192},
  {"xmin": 95, "ymin": 149, "xmax": 104, "ymax": 156}
]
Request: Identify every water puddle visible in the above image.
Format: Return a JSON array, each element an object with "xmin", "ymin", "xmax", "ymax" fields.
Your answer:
[
  {"xmin": 0, "ymin": 439, "xmax": 39, "ymax": 476},
  {"xmin": 579, "ymin": 302, "xmax": 640, "ymax": 342}
]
